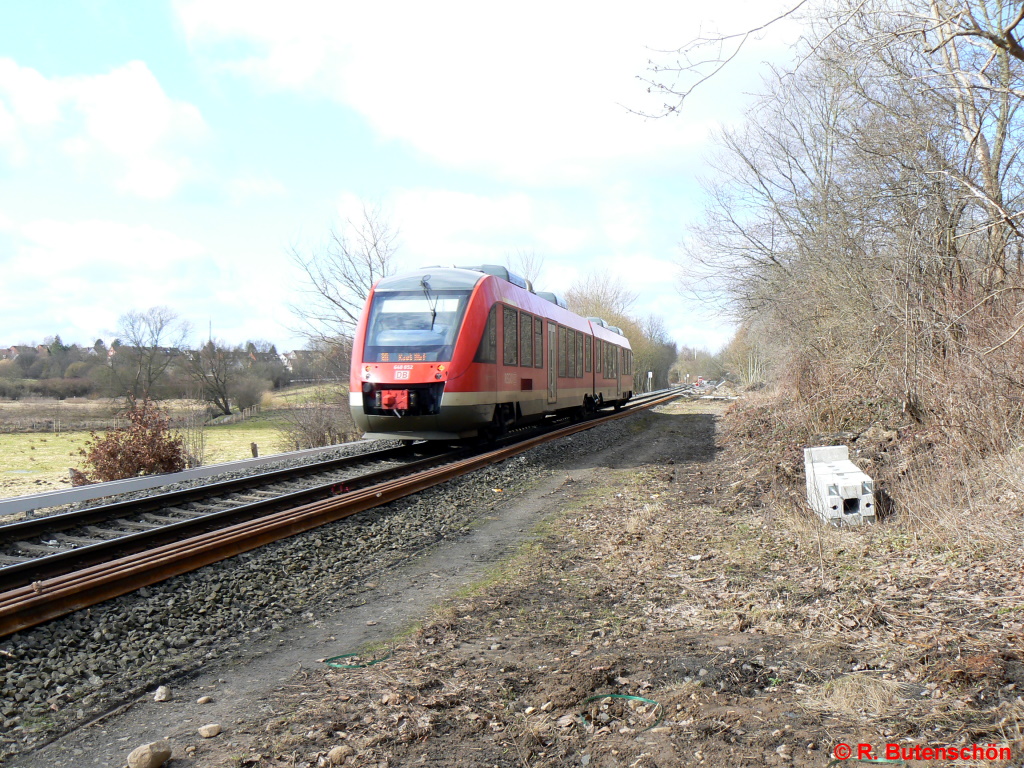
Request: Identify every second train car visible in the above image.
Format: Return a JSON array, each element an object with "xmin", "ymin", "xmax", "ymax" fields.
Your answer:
[{"xmin": 349, "ymin": 265, "xmax": 634, "ymax": 440}]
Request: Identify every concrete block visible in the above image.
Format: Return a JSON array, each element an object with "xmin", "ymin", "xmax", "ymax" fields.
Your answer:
[{"xmin": 804, "ymin": 446, "xmax": 876, "ymax": 525}]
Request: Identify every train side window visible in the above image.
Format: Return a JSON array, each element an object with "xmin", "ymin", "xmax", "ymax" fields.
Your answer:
[
  {"xmin": 503, "ymin": 306, "xmax": 518, "ymax": 366},
  {"xmin": 576, "ymin": 332, "xmax": 583, "ymax": 378},
  {"xmin": 474, "ymin": 305, "xmax": 497, "ymax": 363},
  {"xmin": 520, "ymin": 313, "xmax": 533, "ymax": 367},
  {"xmin": 596, "ymin": 339, "xmax": 602, "ymax": 374},
  {"xmin": 585, "ymin": 335, "xmax": 591, "ymax": 373},
  {"xmin": 567, "ymin": 327, "xmax": 576, "ymax": 378},
  {"xmin": 558, "ymin": 325, "xmax": 567, "ymax": 377},
  {"xmin": 534, "ymin": 316, "xmax": 543, "ymax": 368}
]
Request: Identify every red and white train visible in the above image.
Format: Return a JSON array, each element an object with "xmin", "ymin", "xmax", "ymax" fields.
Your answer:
[{"xmin": 349, "ymin": 265, "xmax": 634, "ymax": 441}]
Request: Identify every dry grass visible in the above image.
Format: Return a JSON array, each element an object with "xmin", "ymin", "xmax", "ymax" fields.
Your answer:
[
  {"xmin": 725, "ymin": 385, "xmax": 1024, "ymax": 557},
  {"xmin": 803, "ymin": 674, "xmax": 915, "ymax": 720}
]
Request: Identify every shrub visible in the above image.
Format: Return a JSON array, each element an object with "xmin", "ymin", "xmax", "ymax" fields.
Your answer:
[
  {"xmin": 0, "ymin": 379, "xmax": 26, "ymax": 400},
  {"xmin": 276, "ymin": 386, "xmax": 358, "ymax": 450},
  {"xmin": 27, "ymin": 378, "xmax": 94, "ymax": 399},
  {"xmin": 230, "ymin": 375, "xmax": 271, "ymax": 412},
  {"xmin": 73, "ymin": 401, "xmax": 186, "ymax": 484},
  {"xmin": 64, "ymin": 361, "xmax": 93, "ymax": 379}
]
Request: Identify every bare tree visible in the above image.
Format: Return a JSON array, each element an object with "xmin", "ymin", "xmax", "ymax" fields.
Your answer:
[
  {"xmin": 110, "ymin": 307, "xmax": 191, "ymax": 402},
  {"xmin": 643, "ymin": 0, "xmax": 1024, "ymax": 113},
  {"xmin": 182, "ymin": 341, "xmax": 238, "ymax": 416},
  {"xmin": 681, "ymin": 0, "xmax": 1024, "ymax": 448},
  {"xmin": 176, "ymin": 394, "xmax": 210, "ymax": 468},
  {"xmin": 564, "ymin": 272, "xmax": 638, "ymax": 320},
  {"xmin": 504, "ymin": 249, "xmax": 545, "ymax": 286},
  {"xmin": 290, "ymin": 203, "xmax": 399, "ymax": 344}
]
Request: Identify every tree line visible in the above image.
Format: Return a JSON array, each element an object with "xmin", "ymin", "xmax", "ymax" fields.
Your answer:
[{"xmin": 0, "ymin": 309, "xmax": 348, "ymax": 415}]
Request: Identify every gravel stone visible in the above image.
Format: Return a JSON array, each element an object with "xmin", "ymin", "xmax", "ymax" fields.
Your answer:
[
  {"xmin": 126, "ymin": 738, "xmax": 171, "ymax": 768},
  {"xmin": 328, "ymin": 744, "xmax": 354, "ymax": 764}
]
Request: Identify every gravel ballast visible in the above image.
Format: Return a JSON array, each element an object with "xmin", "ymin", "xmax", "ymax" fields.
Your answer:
[{"xmin": 0, "ymin": 415, "xmax": 648, "ymax": 763}]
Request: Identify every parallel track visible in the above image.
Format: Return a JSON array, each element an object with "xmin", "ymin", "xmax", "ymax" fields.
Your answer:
[{"xmin": 0, "ymin": 389, "xmax": 682, "ymax": 637}]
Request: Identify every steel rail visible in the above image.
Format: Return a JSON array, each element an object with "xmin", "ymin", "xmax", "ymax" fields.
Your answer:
[
  {"xmin": 0, "ymin": 390, "xmax": 682, "ymax": 637},
  {"xmin": 0, "ymin": 443, "xmax": 434, "ymax": 542}
]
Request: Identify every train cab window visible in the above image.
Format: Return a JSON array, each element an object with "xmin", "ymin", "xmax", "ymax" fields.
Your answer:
[
  {"xmin": 576, "ymin": 332, "xmax": 583, "ymax": 378},
  {"xmin": 503, "ymin": 306, "xmax": 519, "ymax": 366},
  {"xmin": 520, "ymin": 313, "xmax": 533, "ymax": 367},
  {"xmin": 365, "ymin": 289, "xmax": 470, "ymax": 363},
  {"xmin": 534, "ymin": 316, "xmax": 543, "ymax": 369},
  {"xmin": 474, "ymin": 305, "xmax": 497, "ymax": 363},
  {"xmin": 585, "ymin": 336, "xmax": 591, "ymax": 372},
  {"xmin": 558, "ymin": 326, "xmax": 567, "ymax": 377}
]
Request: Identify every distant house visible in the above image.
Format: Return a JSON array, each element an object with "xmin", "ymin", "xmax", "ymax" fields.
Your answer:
[
  {"xmin": 245, "ymin": 347, "xmax": 282, "ymax": 367},
  {"xmin": 282, "ymin": 350, "xmax": 319, "ymax": 373},
  {"xmin": 5, "ymin": 345, "xmax": 48, "ymax": 361},
  {"xmin": 107, "ymin": 345, "xmax": 182, "ymax": 361}
]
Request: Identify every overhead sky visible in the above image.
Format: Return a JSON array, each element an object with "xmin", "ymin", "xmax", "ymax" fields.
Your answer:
[{"xmin": 0, "ymin": 1, "xmax": 800, "ymax": 354}]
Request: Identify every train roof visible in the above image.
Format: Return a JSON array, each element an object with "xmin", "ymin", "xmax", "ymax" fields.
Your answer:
[
  {"xmin": 372, "ymin": 266, "xmax": 629, "ymax": 345},
  {"xmin": 375, "ymin": 268, "xmax": 485, "ymax": 292}
]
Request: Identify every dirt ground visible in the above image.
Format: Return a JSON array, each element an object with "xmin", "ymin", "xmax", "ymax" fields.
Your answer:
[{"xmin": 15, "ymin": 400, "xmax": 1024, "ymax": 767}]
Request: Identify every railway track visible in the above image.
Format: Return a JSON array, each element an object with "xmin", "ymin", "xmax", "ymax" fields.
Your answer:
[{"xmin": 0, "ymin": 388, "xmax": 682, "ymax": 638}]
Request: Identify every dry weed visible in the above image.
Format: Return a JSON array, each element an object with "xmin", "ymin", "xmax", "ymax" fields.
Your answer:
[{"xmin": 803, "ymin": 673, "xmax": 914, "ymax": 720}]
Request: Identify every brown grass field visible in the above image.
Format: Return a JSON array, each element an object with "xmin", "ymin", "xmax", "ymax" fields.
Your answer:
[{"xmin": 0, "ymin": 386, "xmax": 346, "ymax": 500}]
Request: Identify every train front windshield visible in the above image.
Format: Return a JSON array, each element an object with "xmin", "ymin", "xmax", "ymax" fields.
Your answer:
[{"xmin": 364, "ymin": 290, "xmax": 470, "ymax": 363}]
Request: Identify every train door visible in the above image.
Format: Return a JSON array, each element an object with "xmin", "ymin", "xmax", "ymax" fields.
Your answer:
[{"xmin": 547, "ymin": 321, "xmax": 557, "ymax": 404}]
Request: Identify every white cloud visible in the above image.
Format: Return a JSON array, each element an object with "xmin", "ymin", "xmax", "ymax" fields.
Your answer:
[
  {"xmin": 0, "ymin": 59, "xmax": 62, "ymax": 126},
  {"xmin": 17, "ymin": 219, "xmax": 207, "ymax": 273},
  {"xmin": 174, "ymin": 0, "xmax": 796, "ymax": 183},
  {"xmin": 3, "ymin": 216, "xmax": 329, "ymax": 348},
  {"xmin": 0, "ymin": 218, "xmax": 215, "ymax": 342},
  {"xmin": 391, "ymin": 188, "xmax": 537, "ymax": 266},
  {"xmin": 0, "ymin": 59, "xmax": 206, "ymax": 198},
  {"xmin": 227, "ymin": 176, "xmax": 289, "ymax": 203}
]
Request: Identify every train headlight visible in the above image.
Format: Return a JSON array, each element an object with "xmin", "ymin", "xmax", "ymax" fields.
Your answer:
[
  {"xmin": 435, "ymin": 373, "xmax": 442, "ymax": 379},
  {"xmin": 437, "ymin": 365, "xmax": 446, "ymax": 372}
]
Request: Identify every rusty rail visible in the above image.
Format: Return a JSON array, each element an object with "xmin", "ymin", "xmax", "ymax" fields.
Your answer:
[{"xmin": 0, "ymin": 391, "xmax": 682, "ymax": 637}]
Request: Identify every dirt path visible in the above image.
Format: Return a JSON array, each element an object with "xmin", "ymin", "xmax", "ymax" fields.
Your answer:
[{"xmin": 16, "ymin": 399, "xmax": 1023, "ymax": 767}]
